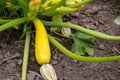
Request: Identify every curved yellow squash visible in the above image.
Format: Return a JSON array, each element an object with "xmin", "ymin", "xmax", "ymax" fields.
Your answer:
[{"xmin": 33, "ymin": 19, "xmax": 51, "ymax": 65}]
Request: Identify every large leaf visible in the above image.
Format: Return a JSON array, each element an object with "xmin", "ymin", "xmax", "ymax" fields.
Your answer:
[{"xmin": 71, "ymin": 31, "xmax": 95, "ymax": 56}]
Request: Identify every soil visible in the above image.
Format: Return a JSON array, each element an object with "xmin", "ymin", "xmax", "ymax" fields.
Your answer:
[{"xmin": 0, "ymin": 0, "xmax": 120, "ymax": 80}]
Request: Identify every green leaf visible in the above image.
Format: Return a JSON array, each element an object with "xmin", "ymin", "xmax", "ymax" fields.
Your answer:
[
  {"xmin": 71, "ymin": 31, "xmax": 95, "ymax": 56},
  {"xmin": 114, "ymin": 16, "xmax": 120, "ymax": 25}
]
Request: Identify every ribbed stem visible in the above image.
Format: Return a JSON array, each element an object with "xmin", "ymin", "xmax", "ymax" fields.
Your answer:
[
  {"xmin": 22, "ymin": 32, "xmax": 30, "ymax": 80},
  {"xmin": 42, "ymin": 20, "xmax": 120, "ymax": 40},
  {"xmin": 48, "ymin": 34, "xmax": 120, "ymax": 62},
  {"xmin": 0, "ymin": 18, "xmax": 28, "ymax": 32}
]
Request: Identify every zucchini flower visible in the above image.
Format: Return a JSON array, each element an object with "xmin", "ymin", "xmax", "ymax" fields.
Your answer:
[
  {"xmin": 27, "ymin": 0, "xmax": 41, "ymax": 20},
  {"xmin": 6, "ymin": 2, "xmax": 12, "ymax": 8},
  {"xmin": 66, "ymin": 0, "xmax": 84, "ymax": 11},
  {"xmin": 61, "ymin": 27, "xmax": 71, "ymax": 37},
  {"xmin": 29, "ymin": 0, "xmax": 41, "ymax": 10},
  {"xmin": 40, "ymin": 64, "xmax": 57, "ymax": 80}
]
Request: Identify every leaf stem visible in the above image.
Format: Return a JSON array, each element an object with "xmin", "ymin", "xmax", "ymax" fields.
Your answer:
[
  {"xmin": 0, "ymin": 17, "xmax": 28, "ymax": 32},
  {"xmin": 42, "ymin": 20, "xmax": 120, "ymax": 40},
  {"xmin": 22, "ymin": 32, "xmax": 31, "ymax": 80},
  {"xmin": 48, "ymin": 34, "xmax": 120, "ymax": 62},
  {"xmin": 0, "ymin": 19, "xmax": 12, "ymax": 24}
]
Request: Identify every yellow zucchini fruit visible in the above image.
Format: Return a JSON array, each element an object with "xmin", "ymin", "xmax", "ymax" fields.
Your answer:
[{"xmin": 33, "ymin": 19, "xmax": 51, "ymax": 65}]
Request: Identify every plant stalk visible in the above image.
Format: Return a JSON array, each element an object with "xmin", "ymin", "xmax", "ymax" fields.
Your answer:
[
  {"xmin": 0, "ymin": 19, "xmax": 12, "ymax": 24},
  {"xmin": 22, "ymin": 32, "xmax": 31, "ymax": 80},
  {"xmin": 42, "ymin": 20, "xmax": 120, "ymax": 40},
  {"xmin": 0, "ymin": 18, "xmax": 28, "ymax": 32},
  {"xmin": 48, "ymin": 34, "xmax": 120, "ymax": 62}
]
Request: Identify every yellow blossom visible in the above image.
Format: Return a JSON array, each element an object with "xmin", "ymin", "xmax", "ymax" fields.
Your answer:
[
  {"xmin": 42, "ymin": 2, "xmax": 49, "ymax": 9},
  {"xmin": 66, "ymin": 0, "xmax": 84, "ymax": 11},
  {"xmin": 27, "ymin": 0, "xmax": 41, "ymax": 20},
  {"xmin": 29, "ymin": 0, "xmax": 41, "ymax": 7},
  {"xmin": 6, "ymin": 2, "xmax": 12, "ymax": 8}
]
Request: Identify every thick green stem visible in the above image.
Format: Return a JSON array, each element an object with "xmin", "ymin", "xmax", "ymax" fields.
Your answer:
[
  {"xmin": 42, "ymin": 20, "xmax": 120, "ymax": 40},
  {"xmin": 0, "ymin": 18, "xmax": 28, "ymax": 32},
  {"xmin": 48, "ymin": 35, "xmax": 120, "ymax": 62},
  {"xmin": 22, "ymin": 32, "xmax": 30, "ymax": 80}
]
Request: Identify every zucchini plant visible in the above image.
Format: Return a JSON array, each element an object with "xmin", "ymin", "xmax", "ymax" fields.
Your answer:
[{"xmin": 0, "ymin": 0, "xmax": 120, "ymax": 80}]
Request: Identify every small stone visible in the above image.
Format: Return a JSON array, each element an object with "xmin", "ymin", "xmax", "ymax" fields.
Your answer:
[
  {"xmin": 99, "ymin": 43, "xmax": 105, "ymax": 50},
  {"xmin": 51, "ymin": 60, "xmax": 58, "ymax": 65},
  {"xmin": 30, "ymin": 56, "xmax": 35, "ymax": 62},
  {"xmin": 27, "ymin": 72, "xmax": 36, "ymax": 80},
  {"xmin": 71, "ymin": 12, "xmax": 80, "ymax": 18},
  {"xmin": 91, "ymin": 25, "xmax": 97, "ymax": 30},
  {"xmin": 53, "ymin": 54, "xmax": 58, "ymax": 60},
  {"xmin": 85, "ymin": 24, "xmax": 97, "ymax": 30},
  {"xmin": 73, "ymin": 60, "xmax": 77, "ymax": 63},
  {"xmin": 17, "ymin": 59, "xmax": 22, "ymax": 65}
]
